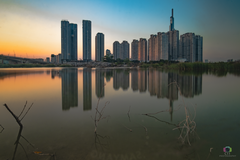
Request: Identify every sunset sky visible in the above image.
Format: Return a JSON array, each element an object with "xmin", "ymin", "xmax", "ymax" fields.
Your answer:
[{"xmin": 0, "ymin": 0, "xmax": 239, "ymax": 61}]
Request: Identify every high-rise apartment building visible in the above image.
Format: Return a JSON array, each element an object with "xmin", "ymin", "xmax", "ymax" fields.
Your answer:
[
  {"xmin": 113, "ymin": 41, "xmax": 121, "ymax": 60},
  {"xmin": 121, "ymin": 41, "xmax": 129, "ymax": 60},
  {"xmin": 179, "ymin": 33, "xmax": 203, "ymax": 62},
  {"xmin": 95, "ymin": 33, "xmax": 104, "ymax": 61},
  {"xmin": 157, "ymin": 32, "xmax": 169, "ymax": 60},
  {"xmin": 138, "ymin": 38, "xmax": 147, "ymax": 62},
  {"xmin": 83, "ymin": 20, "xmax": 92, "ymax": 61},
  {"xmin": 131, "ymin": 39, "xmax": 139, "ymax": 61},
  {"xmin": 167, "ymin": 30, "xmax": 179, "ymax": 61},
  {"xmin": 61, "ymin": 20, "xmax": 78, "ymax": 62},
  {"xmin": 179, "ymin": 33, "xmax": 196, "ymax": 62},
  {"xmin": 195, "ymin": 35, "xmax": 203, "ymax": 62},
  {"xmin": 148, "ymin": 35, "xmax": 157, "ymax": 61}
]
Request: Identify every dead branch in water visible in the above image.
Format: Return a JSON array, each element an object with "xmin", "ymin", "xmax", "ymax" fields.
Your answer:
[
  {"xmin": 0, "ymin": 124, "xmax": 4, "ymax": 133},
  {"xmin": 94, "ymin": 84, "xmax": 110, "ymax": 133},
  {"xmin": 4, "ymin": 102, "xmax": 35, "ymax": 160},
  {"xmin": 142, "ymin": 104, "xmax": 181, "ymax": 116},
  {"xmin": 121, "ymin": 124, "xmax": 132, "ymax": 132},
  {"xmin": 127, "ymin": 106, "xmax": 131, "ymax": 122},
  {"xmin": 4, "ymin": 103, "xmax": 23, "ymax": 128},
  {"xmin": 169, "ymin": 81, "xmax": 198, "ymax": 146}
]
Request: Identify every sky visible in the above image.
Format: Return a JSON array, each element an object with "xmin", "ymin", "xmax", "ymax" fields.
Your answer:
[{"xmin": 0, "ymin": 0, "xmax": 240, "ymax": 62}]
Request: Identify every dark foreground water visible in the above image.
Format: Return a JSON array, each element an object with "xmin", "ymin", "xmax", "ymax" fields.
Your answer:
[{"xmin": 0, "ymin": 68, "xmax": 239, "ymax": 160}]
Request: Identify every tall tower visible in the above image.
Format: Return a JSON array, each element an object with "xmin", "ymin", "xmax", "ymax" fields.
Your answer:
[
  {"xmin": 83, "ymin": 20, "xmax": 92, "ymax": 61},
  {"xmin": 61, "ymin": 20, "xmax": 77, "ymax": 62},
  {"xmin": 169, "ymin": 8, "xmax": 175, "ymax": 31},
  {"xmin": 95, "ymin": 33, "xmax": 104, "ymax": 61},
  {"xmin": 61, "ymin": 20, "xmax": 69, "ymax": 61}
]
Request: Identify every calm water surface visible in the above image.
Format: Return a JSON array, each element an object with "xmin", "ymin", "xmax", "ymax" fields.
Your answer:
[{"xmin": 0, "ymin": 68, "xmax": 239, "ymax": 160}]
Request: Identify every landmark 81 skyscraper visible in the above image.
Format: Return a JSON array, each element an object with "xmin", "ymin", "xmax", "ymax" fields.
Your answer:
[
  {"xmin": 83, "ymin": 20, "xmax": 92, "ymax": 61},
  {"xmin": 61, "ymin": 20, "xmax": 77, "ymax": 61}
]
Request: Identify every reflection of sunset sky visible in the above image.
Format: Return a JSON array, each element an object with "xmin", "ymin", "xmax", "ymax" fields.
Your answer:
[{"xmin": 0, "ymin": 0, "xmax": 240, "ymax": 61}]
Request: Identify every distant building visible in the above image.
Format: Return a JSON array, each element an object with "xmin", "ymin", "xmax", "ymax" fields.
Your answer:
[
  {"xmin": 113, "ymin": 41, "xmax": 121, "ymax": 60},
  {"xmin": 131, "ymin": 39, "xmax": 139, "ymax": 61},
  {"xmin": 138, "ymin": 38, "xmax": 147, "ymax": 62},
  {"xmin": 148, "ymin": 35, "xmax": 157, "ymax": 61},
  {"xmin": 205, "ymin": 59, "xmax": 208, "ymax": 63},
  {"xmin": 121, "ymin": 41, "xmax": 129, "ymax": 60},
  {"xmin": 51, "ymin": 54, "xmax": 56, "ymax": 63},
  {"xmin": 45, "ymin": 57, "xmax": 50, "ymax": 63},
  {"xmin": 157, "ymin": 32, "xmax": 169, "ymax": 60},
  {"xmin": 167, "ymin": 30, "xmax": 179, "ymax": 61},
  {"xmin": 179, "ymin": 33, "xmax": 203, "ymax": 62},
  {"xmin": 227, "ymin": 59, "xmax": 233, "ymax": 62},
  {"xmin": 95, "ymin": 33, "xmax": 104, "ymax": 61},
  {"xmin": 83, "ymin": 20, "xmax": 92, "ymax": 61},
  {"xmin": 195, "ymin": 35, "xmax": 203, "ymax": 62},
  {"xmin": 106, "ymin": 49, "xmax": 111, "ymax": 56},
  {"xmin": 61, "ymin": 20, "xmax": 77, "ymax": 62},
  {"xmin": 56, "ymin": 53, "xmax": 62, "ymax": 63}
]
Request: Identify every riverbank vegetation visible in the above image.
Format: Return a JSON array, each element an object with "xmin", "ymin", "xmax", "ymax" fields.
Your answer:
[{"xmin": 0, "ymin": 63, "xmax": 72, "ymax": 68}]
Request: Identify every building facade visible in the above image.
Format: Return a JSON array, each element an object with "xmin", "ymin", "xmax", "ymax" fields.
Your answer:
[
  {"xmin": 179, "ymin": 33, "xmax": 196, "ymax": 62},
  {"xmin": 83, "ymin": 20, "xmax": 92, "ymax": 61},
  {"xmin": 121, "ymin": 41, "xmax": 129, "ymax": 60},
  {"xmin": 61, "ymin": 20, "xmax": 77, "ymax": 62},
  {"xmin": 131, "ymin": 39, "xmax": 139, "ymax": 61},
  {"xmin": 113, "ymin": 41, "xmax": 121, "ymax": 60},
  {"xmin": 138, "ymin": 38, "xmax": 147, "ymax": 62},
  {"xmin": 148, "ymin": 35, "xmax": 157, "ymax": 61},
  {"xmin": 95, "ymin": 33, "xmax": 104, "ymax": 61}
]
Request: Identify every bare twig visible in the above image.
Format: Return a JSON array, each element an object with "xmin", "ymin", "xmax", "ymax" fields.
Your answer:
[
  {"xmin": 206, "ymin": 148, "xmax": 213, "ymax": 160},
  {"xmin": 21, "ymin": 135, "xmax": 35, "ymax": 148},
  {"xmin": 121, "ymin": 124, "xmax": 132, "ymax": 132},
  {"xmin": 169, "ymin": 81, "xmax": 197, "ymax": 146},
  {"xmin": 127, "ymin": 106, "xmax": 131, "ymax": 122},
  {"xmin": 20, "ymin": 103, "xmax": 34, "ymax": 121},
  {"xmin": 19, "ymin": 142, "xmax": 29, "ymax": 160},
  {"xmin": 4, "ymin": 104, "xmax": 23, "ymax": 128},
  {"xmin": 0, "ymin": 124, "xmax": 4, "ymax": 133},
  {"xmin": 142, "ymin": 105, "xmax": 181, "ymax": 116},
  {"xmin": 18, "ymin": 101, "xmax": 27, "ymax": 118}
]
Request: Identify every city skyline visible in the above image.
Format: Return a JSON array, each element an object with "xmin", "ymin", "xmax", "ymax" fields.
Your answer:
[{"xmin": 0, "ymin": 0, "xmax": 240, "ymax": 61}]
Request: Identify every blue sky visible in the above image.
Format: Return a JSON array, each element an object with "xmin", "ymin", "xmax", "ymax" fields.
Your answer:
[{"xmin": 0, "ymin": 0, "xmax": 240, "ymax": 61}]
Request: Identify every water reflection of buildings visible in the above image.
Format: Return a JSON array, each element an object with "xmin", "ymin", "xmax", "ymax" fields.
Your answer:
[
  {"xmin": 61, "ymin": 68, "xmax": 78, "ymax": 110},
  {"xmin": 131, "ymin": 69, "xmax": 138, "ymax": 91},
  {"xmin": 95, "ymin": 69, "xmax": 104, "ymax": 98},
  {"xmin": 146, "ymin": 70, "xmax": 202, "ymax": 121},
  {"xmin": 83, "ymin": 68, "xmax": 92, "ymax": 111},
  {"xmin": 138, "ymin": 69, "xmax": 147, "ymax": 92},
  {"xmin": 113, "ymin": 70, "xmax": 129, "ymax": 90},
  {"xmin": 51, "ymin": 69, "xmax": 61, "ymax": 79}
]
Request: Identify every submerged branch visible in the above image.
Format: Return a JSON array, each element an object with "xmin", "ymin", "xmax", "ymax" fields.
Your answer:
[{"xmin": 4, "ymin": 104, "xmax": 23, "ymax": 128}]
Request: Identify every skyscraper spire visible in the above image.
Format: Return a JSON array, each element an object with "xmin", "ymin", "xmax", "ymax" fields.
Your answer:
[{"xmin": 169, "ymin": 9, "xmax": 175, "ymax": 31}]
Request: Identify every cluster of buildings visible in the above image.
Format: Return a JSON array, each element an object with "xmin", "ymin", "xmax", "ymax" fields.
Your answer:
[
  {"xmin": 46, "ymin": 9, "xmax": 203, "ymax": 63},
  {"xmin": 130, "ymin": 9, "xmax": 203, "ymax": 62}
]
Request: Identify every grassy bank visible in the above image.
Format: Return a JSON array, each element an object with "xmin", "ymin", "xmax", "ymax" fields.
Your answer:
[{"xmin": 140, "ymin": 61, "xmax": 240, "ymax": 71}]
